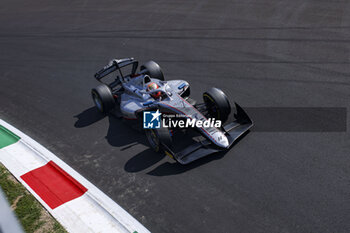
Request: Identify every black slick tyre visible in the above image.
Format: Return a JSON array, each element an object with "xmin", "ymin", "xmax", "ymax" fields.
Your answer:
[
  {"xmin": 145, "ymin": 127, "xmax": 173, "ymax": 154},
  {"xmin": 203, "ymin": 87, "xmax": 231, "ymax": 123},
  {"xmin": 140, "ymin": 61, "xmax": 165, "ymax": 81},
  {"xmin": 91, "ymin": 84, "xmax": 115, "ymax": 114}
]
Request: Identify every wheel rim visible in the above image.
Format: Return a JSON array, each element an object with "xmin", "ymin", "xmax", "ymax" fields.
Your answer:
[
  {"xmin": 146, "ymin": 130, "xmax": 160, "ymax": 152},
  {"xmin": 92, "ymin": 93, "xmax": 103, "ymax": 112},
  {"xmin": 204, "ymin": 95, "xmax": 220, "ymax": 119}
]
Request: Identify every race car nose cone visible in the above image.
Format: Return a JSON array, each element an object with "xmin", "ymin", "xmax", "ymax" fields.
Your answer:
[
  {"xmin": 220, "ymin": 136, "xmax": 229, "ymax": 148},
  {"xmin": 213, "ymin": 132, "xmax": 229, "ymax": 148}
]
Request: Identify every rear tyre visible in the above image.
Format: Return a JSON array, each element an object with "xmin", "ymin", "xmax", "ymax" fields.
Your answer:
[
  {"xmin": 140, "ymin": 61, "xmax": 165, "ymax": 81},
  {"xmin": 203, "ymin": 87, "xmax": 231, "ymax": 123},
  {"xmin": 145, "ymin": 127, "xmax": 173, "ymax": 154},
  {"xmin": 91, "ymin": 84, "xmax": 115, "ymax": 114}
]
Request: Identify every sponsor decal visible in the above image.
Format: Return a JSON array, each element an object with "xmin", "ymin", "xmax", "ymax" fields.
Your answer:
[
  {"xmin": 143, "ymin": 110, "xmax": 221, "ymax": 129},
  {"xmin": 143, "ymin": 110, "xmax": 162, "ymax": 129}
]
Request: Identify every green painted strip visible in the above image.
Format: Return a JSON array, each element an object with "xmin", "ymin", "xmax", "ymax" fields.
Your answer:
[{"xmin": 0, "ymin": 125, "xmax": 20, "ymax": 149}]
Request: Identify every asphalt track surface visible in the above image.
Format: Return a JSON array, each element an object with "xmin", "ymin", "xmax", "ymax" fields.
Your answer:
[{"xmin": 1, "ymin": 1, "xmax": 350, "ymax": 232}]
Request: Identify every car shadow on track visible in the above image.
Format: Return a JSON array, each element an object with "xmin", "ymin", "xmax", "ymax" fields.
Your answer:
[
  {"xmin": 74, "ymin": 106, "xmax": 249, "ymax": 176},
  {"xmin": 74, "ymin": 106, "xmax": 166, "ymax": 170},
  {"xmin": 124, "ymin": 150, "xmax": 225, "ymax": 176},
  {"xmin": 124, "ymin": 148, "xmax": 165, "ymax": 173},
  {"xmin": 126, "ymin": 131, "xmax": 250, "ymax": 176},
  {"xmin": 74, "ymin": 106, "xmax": 105, "ymax": 128},
  {"xmin": 75, "ymin": 107, "xmax": 151, "ymax": 151},
  {"xmin": 145, "ymin": 151, "xmax": 228, "ymax": 176}
]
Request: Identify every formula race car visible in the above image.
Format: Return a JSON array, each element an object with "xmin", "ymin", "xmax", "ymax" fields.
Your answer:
[{"xmin": 91, "ymin": 58, "xmax": 253, "ymax": 164}]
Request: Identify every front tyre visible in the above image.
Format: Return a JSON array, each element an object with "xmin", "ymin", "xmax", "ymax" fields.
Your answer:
[
  {"xmin": 203, "ymin": 87, "xmax": 231, "ymax": 123},
  {"xmin": 91, "ymin": 84, "xmax": 115, "ymax": 114},
  {"xmin": 145, "ymin": 127, "xmax": 173, "ymax": 154}
]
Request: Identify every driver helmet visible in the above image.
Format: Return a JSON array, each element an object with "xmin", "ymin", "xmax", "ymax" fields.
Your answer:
[{"xmin": 147, "ymin": 82, "xmax": 161, "ymax": 99}]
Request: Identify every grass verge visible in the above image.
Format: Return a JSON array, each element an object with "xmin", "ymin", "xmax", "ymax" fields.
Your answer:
[{"xmin": 0, "ymin": 163, "xmax": 67, "ymax": 233}]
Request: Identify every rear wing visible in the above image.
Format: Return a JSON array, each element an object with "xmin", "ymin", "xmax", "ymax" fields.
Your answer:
[{"xmin": 94, "ymin": 58, "xmax": 139, "ymax": 81}]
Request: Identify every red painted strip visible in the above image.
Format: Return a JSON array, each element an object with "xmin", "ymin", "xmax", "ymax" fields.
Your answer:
[{"xmin": 20, "ymin": 161, "xmax": 87, "ymax": 209}]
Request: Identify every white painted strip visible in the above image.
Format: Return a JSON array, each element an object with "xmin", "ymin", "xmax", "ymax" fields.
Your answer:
[
  {"xmin": 54, "ymin": 195, "xmax": 131, "ymax": 233},
  {"xmin": 0, "ymin": 141, "xmax": 45, "ymax": 176},
  {"xmin": 0, "ymin": 119, "xmax": 150, "ymax": 233}
]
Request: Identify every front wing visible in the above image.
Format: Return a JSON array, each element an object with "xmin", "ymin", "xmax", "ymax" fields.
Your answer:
[{"xmin": 163, "ymin": 103, "xmax": 253, "ymax": 164}]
